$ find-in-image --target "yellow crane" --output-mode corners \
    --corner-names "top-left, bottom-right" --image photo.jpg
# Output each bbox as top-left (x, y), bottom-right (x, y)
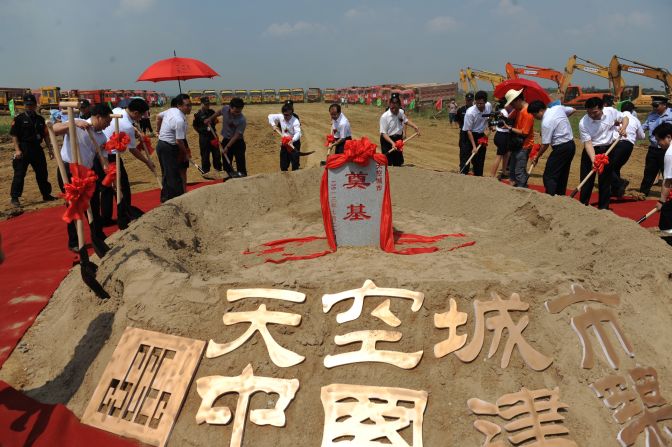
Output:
top-left (609, 55), bottom-right (672, 107)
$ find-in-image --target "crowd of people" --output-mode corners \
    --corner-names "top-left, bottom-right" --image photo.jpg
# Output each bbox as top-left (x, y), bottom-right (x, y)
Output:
top-left (6, 89), bottom-right (672, 251)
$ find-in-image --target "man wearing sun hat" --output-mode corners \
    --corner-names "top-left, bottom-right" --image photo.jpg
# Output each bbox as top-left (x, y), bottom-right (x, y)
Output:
top-left (640, 96), bottom-right (672, 197)
top-left (500, 88), bottom-right (535, 187)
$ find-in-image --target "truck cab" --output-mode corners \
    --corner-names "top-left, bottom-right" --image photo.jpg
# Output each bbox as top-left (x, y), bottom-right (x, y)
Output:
top-left (278, 89), bottom-right (291, 102)
top-left (188, 90), bottom-right (204, 105)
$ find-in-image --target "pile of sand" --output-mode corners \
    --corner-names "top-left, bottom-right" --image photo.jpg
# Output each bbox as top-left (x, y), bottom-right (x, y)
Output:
top-left (2, 166), bottom-right (672, 446)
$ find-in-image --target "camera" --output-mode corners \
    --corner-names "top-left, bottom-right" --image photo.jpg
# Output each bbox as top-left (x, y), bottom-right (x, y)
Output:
top-left (482, 111), bottom-right (513, 128)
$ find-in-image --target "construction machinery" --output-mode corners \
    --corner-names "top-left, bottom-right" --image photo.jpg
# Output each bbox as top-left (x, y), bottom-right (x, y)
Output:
top-left (278, 88), bottom-right (291, 102)
top-left (465, 68), bottom-right (506, 92)
top-left (203, 89), bottom-right (218, 104)
top-left (323, 88), bottom-right (337, 103)
top-left (0, 87), bottom-right (30, 112)
top-left (290, 88), bottom-right (305, 103)
top-left (220, 89), bottom-right (234, 105)
top-left (459, 70), bottom-right (470, 93)
top-left (560, 55), bottom-right (613, 107)
top-left (249, 89), bottom-right (263, 104)
top-left (38, 86), bottom-right (62, 111)
top-left (609, 55), bottom-right (672, 108)
top-left (307, 87), bottom-right (322, 103)
top-left (505, 63), bottom-right (564, 94)
top-left (188, 90), bottom-right (203, 105)
top-left (262, 89), bottom-right (277, 104)
top-left (234, 90), bottom-right (249, 102)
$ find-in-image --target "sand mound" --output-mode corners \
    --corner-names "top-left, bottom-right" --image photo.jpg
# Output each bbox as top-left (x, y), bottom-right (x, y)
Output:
top-left (2, 167), bottom-right (672, 446)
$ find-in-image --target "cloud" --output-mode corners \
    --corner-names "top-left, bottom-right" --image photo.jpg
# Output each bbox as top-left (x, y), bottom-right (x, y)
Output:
top-left (497, 0), bottom-right (524, 15)
top-left (344, 7), bottom-right (373, 20)
top-left (262, 21), bottom-right (328, 37)
top-left (426, 16), bottom-right (458, 33)
top-left (117, 0), bottom-right (156, 14)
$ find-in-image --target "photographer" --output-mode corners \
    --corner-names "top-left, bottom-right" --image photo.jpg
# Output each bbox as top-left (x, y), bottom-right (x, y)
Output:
top-left (460, 90), bottom-right (491, 176)
top-left (501, 89), bottom-right (534, 187)
top-left (528, 101), bottom-right (576, 196)
top-left (489, 98), bottom-right (513, 179)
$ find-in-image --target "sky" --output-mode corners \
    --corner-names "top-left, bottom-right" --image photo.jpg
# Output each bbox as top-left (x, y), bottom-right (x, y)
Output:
top-left (1, 0), bottom-right (670, 95)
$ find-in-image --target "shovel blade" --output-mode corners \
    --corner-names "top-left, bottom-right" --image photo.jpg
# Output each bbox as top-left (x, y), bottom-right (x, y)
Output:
top-left (78, 247), bottom-right (109, 299)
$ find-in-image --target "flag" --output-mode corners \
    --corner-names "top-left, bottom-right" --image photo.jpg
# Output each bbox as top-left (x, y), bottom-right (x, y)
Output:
top-left (9, 99), bottom-right (15, 117)
top-left (108, 101), bottom-right (112, 109)
top-left (435, 98), bottom-right (443, 111)
top-left (359, 97), bottom-right (364, 104)
top-left (409, 99), bottom-right (416, 110)
top-left (376, 98), bottom-right (382, 107)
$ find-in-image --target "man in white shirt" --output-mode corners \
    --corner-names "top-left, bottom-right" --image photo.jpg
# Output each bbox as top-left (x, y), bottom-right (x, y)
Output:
top-left (52, 104), bottom-right (112, 250)
top-left (528, 101), bottom-right (576, 196)
top-left (100, 98), bottom-right (154, 225)
top-left (268, 103), bottom-right (302, 171)
top-left (611, 101), bottom-right (645, 197)
top-left (379, 93), bottom-right (420, 166)
top-left (578, 96), bottom-right (628, 209)
top-left (460, 90), bottom-right (492, 176)
top-left (654, 123), bottom-right (672, 234)
top-left (156, 94), bottom-right (191, 202)
top-left (328, 103), bottom-right (352, 154)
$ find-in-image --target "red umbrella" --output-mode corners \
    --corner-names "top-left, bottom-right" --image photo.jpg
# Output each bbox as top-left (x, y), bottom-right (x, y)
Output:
top-left (137, 53), bottom-right (219, 93)
top-left (494, 78), bottom-right (552, 105)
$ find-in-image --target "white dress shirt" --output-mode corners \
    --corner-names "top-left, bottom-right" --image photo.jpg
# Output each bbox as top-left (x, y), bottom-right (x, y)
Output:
top-left (621, 111), bottom-right (645, 145)
top-left (268, 113), bottom-right (301, 142)
top-left (579, 107), bottom-right (623, 146)
top-left (379, 109), bottom-right (408, 136)
top-left (61, 119), bottom-right (107, 168)
top-left (332, 113), bottom-right (352, 139)
top-left (462, 102), bottom-right (492, 133)
top-left (103, 108), bottom-right (137, 154)
top-left (665, 145), bottom-right (672, 181)
top-left (541, 106), bottom-right (575, 146)
top-left (158, 108), bottom-right (187, 145)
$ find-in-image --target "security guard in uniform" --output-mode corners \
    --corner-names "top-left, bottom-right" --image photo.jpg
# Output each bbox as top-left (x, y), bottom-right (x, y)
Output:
top-left (192, 97), bottom-right (221, 173)
top-left (9, 94), bottom-right (56, 208)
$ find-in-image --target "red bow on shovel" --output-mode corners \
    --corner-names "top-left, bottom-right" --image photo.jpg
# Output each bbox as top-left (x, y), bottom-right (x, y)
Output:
top-left (62, 163), bottom-right (97, 224)
top-left (104, 131), bottom-right (130, 153)
top-left (593, 153), bottom-right (610, 174)
top-left (102, 163), bottom-right (117, 187)
top-left (324, 134), bottom-right (336, 147)
top-left (281, 136), bottom-right (294, 152)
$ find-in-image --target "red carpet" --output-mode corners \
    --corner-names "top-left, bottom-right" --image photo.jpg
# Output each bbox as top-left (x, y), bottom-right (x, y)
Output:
top-left (0, 177), bottom-right (660, 447)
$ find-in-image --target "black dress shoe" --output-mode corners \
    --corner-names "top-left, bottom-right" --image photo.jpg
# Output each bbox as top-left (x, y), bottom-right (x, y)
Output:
top-left (42, 195), bottom-right (57, 202)
top-left (10, 198), bottom-right (21, 208)
top-left (102, 218), bottom-right (117, 227)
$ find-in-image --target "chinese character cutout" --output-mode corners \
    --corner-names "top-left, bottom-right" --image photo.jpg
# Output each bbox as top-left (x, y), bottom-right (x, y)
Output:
top-left (343, 203), bottom-right (371, 221)
top-left (343, 172), bottom-right (371, 189)
top-left (196, 364), bottom-right (300, 447)
top-left (320, 383), bottom-right (428, 447)
top-left (433, 298), bottom-right (468, 358)
top-left (590, 366), bottom-right (672, 447)
top-left (468, 387), bottom-right (578, 447)
top-left (545, 284), bottom-right (634, 370)
top-left (455, 292), bottom-right (553, 371)
top-left (207, 289), bottom-right (306, 368)
top-left (322, 280), bottom-right (424, 369)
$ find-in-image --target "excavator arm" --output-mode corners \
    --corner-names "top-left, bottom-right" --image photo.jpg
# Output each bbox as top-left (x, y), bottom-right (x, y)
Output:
top-left (467, 67), bottom-right (506, 91)
top-left (561, 55), bottom-right (611, 96)
top-left (610, 55), bottom-right (672, 98)
top-left (505, 62), bottom-right (564, 92)
top-left (459, 69), bottom-right (470, 93)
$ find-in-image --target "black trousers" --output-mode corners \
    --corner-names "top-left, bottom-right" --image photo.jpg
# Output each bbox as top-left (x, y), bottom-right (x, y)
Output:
top-left (580, 144), bottom-right (612, 209)
top-left (199, 133), bottom-right (222, 172)
top-left (610, 140), bottom-right (634, 196)
top-left (639, 145), bottom-right (665, 196)
top-left (334, 136), bottom-right (352, 155)
top-left (660, 201), bottom-right (672, 231)
top-left (139, 118), bottom-right (152, 134)
top-left (543, 140), bottom-right (575, 196)
top-left (10, 144), bottom-right (52, 199)
top-left (156, 140), bottom-right (184, 203)
top-left (57, 161), bottom-right (105, 248)
top-left (280, 140), bottom-right (301, 171)
top-left (101, 153), bottom-right (131, 219)
top-left (381, 134), bottom-right (404, 167)
top-left (459, 131), bottom-right (486, 176)
top-left (222, 138), bottom-right (247, 176)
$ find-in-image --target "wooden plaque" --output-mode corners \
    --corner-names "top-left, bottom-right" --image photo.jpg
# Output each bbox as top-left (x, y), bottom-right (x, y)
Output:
top-left (81, 327), bottom-right (205, 447)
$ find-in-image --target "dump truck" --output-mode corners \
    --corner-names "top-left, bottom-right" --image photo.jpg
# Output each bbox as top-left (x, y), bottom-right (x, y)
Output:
top-left (220, 89), bottom-right (234, 104)
top-left (401, 83), bottom-right (458, 109)
top-left (188, 90), bottom-right (204, 105)
top-left (233, 90), bottom-right (249, 102)
top-left (249, 89), bottom-right (263, 104)
top-left (278, 88), bottom-right (291, 102)
top-left (0, 87), bottom-right (30, 112)
top-left (290, 88), bottom-right (305, 103)
top-left (306, 87), bottom-right (321, 103)
top-left (203, 90), bottom-right (218, 104)
top-left (38, 86), bottom-right (62, 111)
top-left (263, 89), bottom-right (277, 104)
top-left (323, 88), bottom-right (337, 103)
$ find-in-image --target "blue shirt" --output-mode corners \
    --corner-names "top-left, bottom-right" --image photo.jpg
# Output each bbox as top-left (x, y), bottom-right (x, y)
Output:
top-left (643, 107), bottom-right (672, 146)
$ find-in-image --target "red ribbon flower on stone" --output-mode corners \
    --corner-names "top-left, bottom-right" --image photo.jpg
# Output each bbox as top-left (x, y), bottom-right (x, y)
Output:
top-left (529, 143), bottom-right (541, 160)
top-left (142, 135), bottom-right (154, 155)
top-left (324, 134), bottom-right (336, 147)
top-left (593, 153), bottom-right (610, 174)
top-left (477, 136), bottom-right (489, 146)
top-left (61, 163), bottom-right (98, 223)
top-left (281, 136), bottom-right (293, 152)
top-left (394, 139), bottom-right (405, 151)
top-left (343, 137), bottom-right (378, 165)
top-left (101, 163), bottom-right (117, 187)
top-left (104, 131), bottom-right (130, 153)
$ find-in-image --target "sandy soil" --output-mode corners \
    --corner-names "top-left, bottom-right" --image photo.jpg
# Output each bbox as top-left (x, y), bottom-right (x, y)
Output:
top-left (0, 103), bottom-right (655, 220)
top-left (1, 165), bottom-right (671, 446)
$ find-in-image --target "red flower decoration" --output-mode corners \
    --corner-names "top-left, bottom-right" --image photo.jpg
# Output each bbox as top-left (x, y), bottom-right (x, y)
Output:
top-left (101, 163), bottom-right (116, 187)
top-left (477, 136), bottom-right (489, 146)
top-left (343, 137), bottom-right (378, 165)
top-left (210, 138), bottom-right (220, 148)
top-left (142, 135), bottom-right (154, 155)
top-left (324, 134), bottom-right (336, 147)
top-left (281, 136), bottom-right (293, 152)
top-left (593, 153), bottom-right (610, 174)
top-left (105, 131), bottom-right (130, 153)
top-left (61, 163), bottom-right (97, 223)
top-left (530, 143), bottom-right (541, 160)
top-left (394, 139), bottom-right (404, 151)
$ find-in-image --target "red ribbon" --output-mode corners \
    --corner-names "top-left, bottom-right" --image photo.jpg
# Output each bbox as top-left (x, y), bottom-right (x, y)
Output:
top-left (142, 135), bottom-right (154, 155)
top-left (281, 136), bottom-right (293, 152)
top-left (477, 136), bottom-right (488, 146)
top-left (105, 131), bottom-right (130, 153)
top-left (593, 153), bottom-right (610, 174)
top-left (341, 137), bottom-right (378, 165)
top-left (101, 163), bottom-right (116, 187)
top-left (394, 139), bottom-right (405, 151)
top-left (210, 138), bottom-right (220, 148)
top-left (324, 134), bottom-right (336, 147)
top-left (61, 163), bottom-right (97, 223)
top-left (529, 143), bottom-right (541, 160)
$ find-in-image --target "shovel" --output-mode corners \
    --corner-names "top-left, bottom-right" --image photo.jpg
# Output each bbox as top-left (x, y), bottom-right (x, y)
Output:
top-left (636, 207), bottom-right (659, 224)
top-left (569, 138), bottom-right (620, 199)
top-left (271, 127), bottom-right (315, 156)
top-left (387, 132), bottom-right (419, 154)
top-left (132, 126), bottom-right (162, 188)
top-left (208, 126), bottom-right (240, 178)
top-left (110, 114), bottom-right (130, 230)
top-left (460, 143), bottom-right (484, 174)
top-left (60, 104), bottom-right (110, 299)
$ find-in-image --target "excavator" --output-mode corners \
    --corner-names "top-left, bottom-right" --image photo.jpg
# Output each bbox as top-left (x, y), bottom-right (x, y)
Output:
top-left (560, 55), bottom-right (613, 107)
top-left (609, 55), bottom-right (672, 108)
top-left (465, 67), bottom-right (507, 92)
top-left (505, 63), bottom-right (564, 95)
top-left (459, 69), bottom-right (470, 93)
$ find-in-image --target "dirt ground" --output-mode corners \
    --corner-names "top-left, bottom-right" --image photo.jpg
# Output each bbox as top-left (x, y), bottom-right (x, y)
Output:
top-left (0, 103), bottom-right (656, 219)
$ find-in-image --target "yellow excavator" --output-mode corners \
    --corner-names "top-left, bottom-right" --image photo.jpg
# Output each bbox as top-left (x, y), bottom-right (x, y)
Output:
top-left (459, 69), bottom-right (470, 93)
top-left (609, 55), bottom-right (672, 108)
top-left (560, 55), bottom-right (613, 107)
top-left (465, 67), bottom-right (506, 92)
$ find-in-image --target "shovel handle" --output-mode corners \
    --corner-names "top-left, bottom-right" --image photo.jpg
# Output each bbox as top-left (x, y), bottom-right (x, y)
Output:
top-left (570, 138), bottom-right (621, 199)
top-left (388, 132), bottom-right (419, 153)
top-left (460, 144), bottom-right (482, 173)
top-left (637, 207), bottom-right (659, 224)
